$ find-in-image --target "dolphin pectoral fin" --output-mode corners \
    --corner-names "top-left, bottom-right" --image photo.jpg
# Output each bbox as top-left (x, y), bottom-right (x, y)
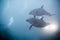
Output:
top-left (41, 17), bottom-right (44, 20)
top-left (29, 25), bottom-right (32, 30)
top-left (34, 16), bottom-right (36, 18)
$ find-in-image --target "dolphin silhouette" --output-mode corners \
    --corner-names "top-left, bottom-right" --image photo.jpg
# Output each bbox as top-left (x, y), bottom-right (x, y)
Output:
top-left (26, 17), bottom-right (50, 30)
top-left (29, 5), bottom-right (55, 18)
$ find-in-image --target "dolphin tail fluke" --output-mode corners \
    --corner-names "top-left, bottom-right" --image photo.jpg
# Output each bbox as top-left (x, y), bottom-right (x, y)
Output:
top-left (47, 13), bottom-right (56, 16)
top-left (51, 14), bottom-right (56, 16)
top-left (29, 25), bottom-right (32, 30)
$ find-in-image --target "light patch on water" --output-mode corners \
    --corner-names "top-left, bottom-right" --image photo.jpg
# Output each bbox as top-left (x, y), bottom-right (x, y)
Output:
top-left (8, 17), bottom-right (14, 26)
top-left (42, 23), bottom-right (58, 35)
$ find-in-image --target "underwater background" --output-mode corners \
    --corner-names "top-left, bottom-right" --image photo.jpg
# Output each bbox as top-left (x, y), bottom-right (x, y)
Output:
top-left (0, 0), bottom-right (60, 40)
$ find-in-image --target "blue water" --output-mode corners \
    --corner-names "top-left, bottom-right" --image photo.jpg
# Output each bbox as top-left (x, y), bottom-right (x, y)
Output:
top-left (0, 0), bottom-right (59, 40)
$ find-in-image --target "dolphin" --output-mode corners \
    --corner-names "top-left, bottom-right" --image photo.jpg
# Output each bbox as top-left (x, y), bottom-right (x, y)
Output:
top-left (26, 17), bottom-right (50, 30)
top-left (29, 5), bottom-right (55, 18)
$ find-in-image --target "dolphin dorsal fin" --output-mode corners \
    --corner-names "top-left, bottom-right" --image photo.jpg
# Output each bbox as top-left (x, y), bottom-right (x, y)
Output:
top-left (41, 5), bottom-right (44, 8)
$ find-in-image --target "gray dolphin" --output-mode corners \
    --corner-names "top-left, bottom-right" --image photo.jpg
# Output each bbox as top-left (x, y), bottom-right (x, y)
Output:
top-left (29, 5), bottom-right (55, 18)
top-left (26, 17), bottom-right (50, 30)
